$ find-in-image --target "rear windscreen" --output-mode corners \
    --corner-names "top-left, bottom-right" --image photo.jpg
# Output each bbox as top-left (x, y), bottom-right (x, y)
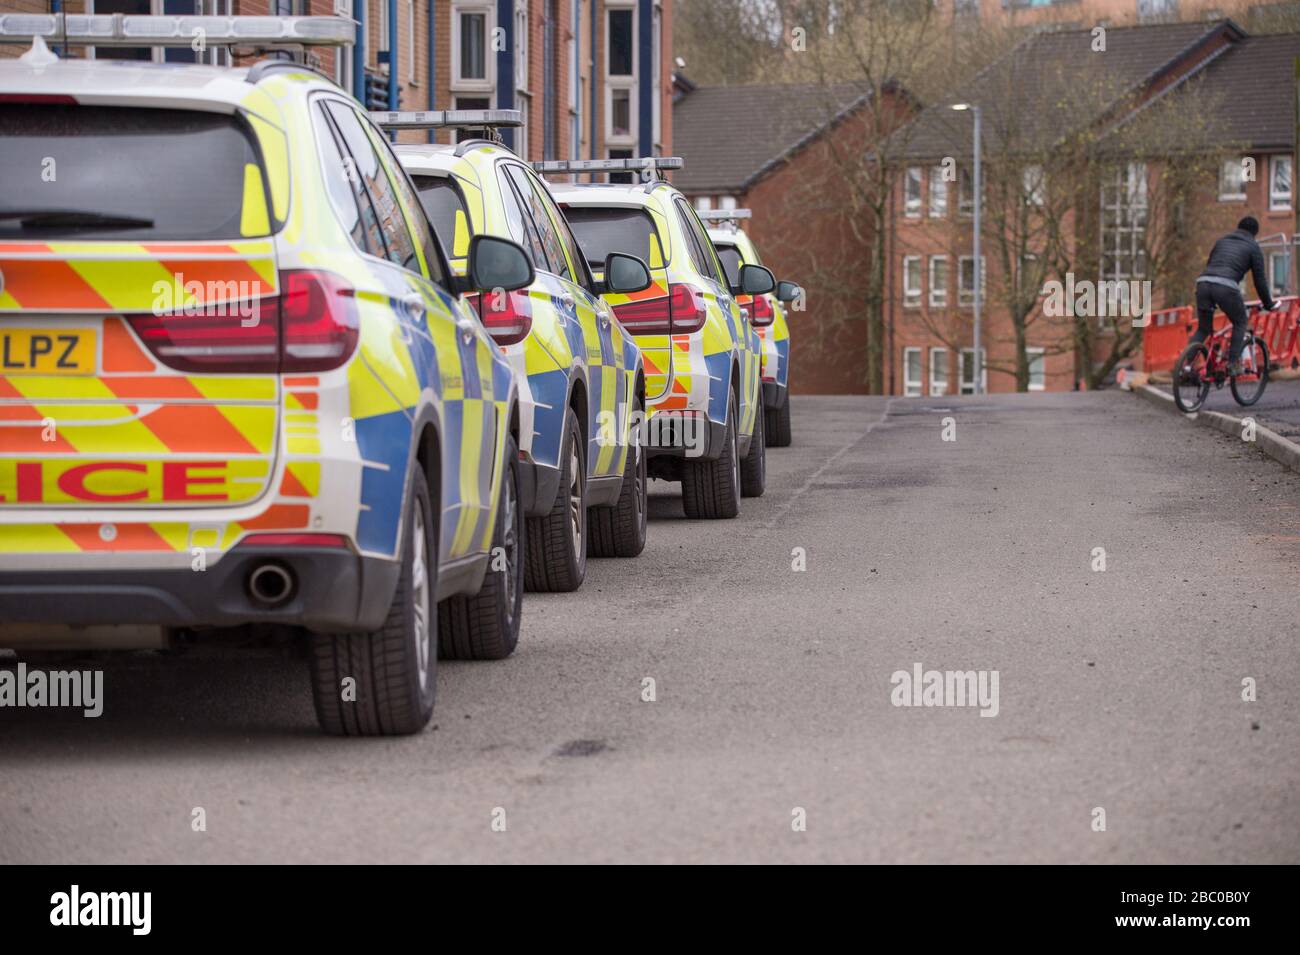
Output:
top-left (0, 104), bottom-right (269, 240)
top-left (563, 206), bottom-right (656, 269)
top-left (716, 245), bottom-right (743, 288)
top-left (412, 175), bottom-right (470, 255)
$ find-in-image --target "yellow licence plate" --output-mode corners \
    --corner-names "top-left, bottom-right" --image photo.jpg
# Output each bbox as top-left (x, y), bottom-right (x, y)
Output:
top-left (0, 328), bottom-right (97, 375)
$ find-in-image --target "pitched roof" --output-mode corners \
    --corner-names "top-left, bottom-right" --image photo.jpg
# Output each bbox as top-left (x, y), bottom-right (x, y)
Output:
top-left (672, 82), bottom-right (869, 193)
top-left (1193, 32), bottom-right (1300, 150)
top-left (894, 19), bottom-right (1245, 160)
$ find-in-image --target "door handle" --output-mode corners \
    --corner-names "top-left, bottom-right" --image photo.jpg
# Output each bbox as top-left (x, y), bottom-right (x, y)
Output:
top-left (560, 292), bottom-right (576, 311)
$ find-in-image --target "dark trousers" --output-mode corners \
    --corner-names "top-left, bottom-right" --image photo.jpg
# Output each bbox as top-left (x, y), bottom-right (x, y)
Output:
top-left (1193, 282), bottom-right (1248, 362)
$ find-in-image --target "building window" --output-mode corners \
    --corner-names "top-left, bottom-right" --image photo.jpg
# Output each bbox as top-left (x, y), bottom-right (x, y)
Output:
top-left (407, 1), bottom-right (418, 86)
top-left (903, 256), bottom-right (922, 308)
top-left (904, 167), bottom-right (922, 217)
top-left (608, 147), bottom-right (634, 184)
top-left (1269, 251), bottom-right (1291, 295)
top-left (569, 0), bottom-right (582, 160)
top-left (333, 0), bottom-right (353, 89)
top-left (929, 348), bottom-right (949, 396)
top-left (1270, 155), bottom-right (1292, 211)
top-left (929, 166), bottom-right (948, 217)
top-left (960, 348), bottom-right (987, 395)
top-left (1101, 162), bottom-right (1147, 283)
top-left (1027, 347), bottom-right (1046, 391)
top-left (454, 4), bottom-right (493, 87)
top-left (1219, 158), bottom-right (1247, 201)
top-left (719, 196), bottom-right (737, 210)
top-left (695, 196), bottom-right (714, 211)
top-left (1137, 0), bottom-right (1180, 21)
top-left (958, 256), bottom-right (985, 307)
top-left (516, 97), bottom-right (530, 159)
top-left (454, 96), bottom-right (492, 141)
top-left (929, 256), bottom-right (948, 307)
top-left (378, 0), bottom-right (390, 53)
top-left (515, 1), bottom-right (529, 91)
top-left (1023, 165), bottom-right (1045, 206)
top-left (606, 3), bottom-right (636, 146)
top-left (958, 166), bottom-right (975, 217)
top-left (652, 3), bottom-right (663, 148)
top-left (903, 347), bottom-right (923, 397)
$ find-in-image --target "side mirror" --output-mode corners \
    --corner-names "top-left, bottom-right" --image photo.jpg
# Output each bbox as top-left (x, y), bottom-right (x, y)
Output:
top-left (602, 252), bottom-right (652, 294)
top-left (466, 234), bottom-right (535, 293)
top-left (736, 263), bottom-right (775, 296)
top-left (776, 280), bottom-right (801, 303)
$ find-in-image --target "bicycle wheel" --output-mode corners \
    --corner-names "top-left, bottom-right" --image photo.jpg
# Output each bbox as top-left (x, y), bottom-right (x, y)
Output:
top-left (1230, 336), bottom-right (1270, 406)
top-left (1173, 341), bottom-right (1211, 413)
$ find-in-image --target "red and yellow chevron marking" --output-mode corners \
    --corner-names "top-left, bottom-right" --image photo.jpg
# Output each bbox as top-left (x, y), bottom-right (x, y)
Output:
top-left (0, 240), bottom-right (277, 313)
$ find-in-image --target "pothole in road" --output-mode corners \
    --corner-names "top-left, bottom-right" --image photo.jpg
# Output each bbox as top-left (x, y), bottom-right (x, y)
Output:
top-left (554, 738), bottom-right (609, 757)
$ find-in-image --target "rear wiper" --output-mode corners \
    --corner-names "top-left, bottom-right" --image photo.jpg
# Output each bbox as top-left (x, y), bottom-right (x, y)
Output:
top-left (0, 209), bottom-right (155, 229)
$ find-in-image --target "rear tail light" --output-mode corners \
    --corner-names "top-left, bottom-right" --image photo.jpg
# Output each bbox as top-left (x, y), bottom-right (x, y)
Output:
top-left (127, 269), bottom-right (358, 374)
top-left (466, 290), bottom-right (533, 346)
top-left (613, 283), bottom-right (706, 336)
top-left (750, 294), bottom-right (775, 327)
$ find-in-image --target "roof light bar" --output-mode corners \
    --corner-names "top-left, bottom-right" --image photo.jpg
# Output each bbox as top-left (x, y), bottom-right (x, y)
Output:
top-left (371, 109), bottom-right (523, 129)
top-left (699, 209), bottom-right (753, 222)
top-left (0, 14), bottom-right (355, 47)
top-left (531, 157), bottom-right (684, 175)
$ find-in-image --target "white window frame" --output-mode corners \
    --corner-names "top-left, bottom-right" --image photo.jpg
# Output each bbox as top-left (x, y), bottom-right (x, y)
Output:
top-left (378, 0), bottom-right (390, 53)
top-left (904, 167), bottom-right (922, 218)
top-left (407, 0), bottom-right (418, 86)
top-left (1270, 154), bottom-right (1292, 211)
top-left (569, 0), bottom-right (582, 160)
top-left (903, 347), bottom-right (923, 397)
top-left (929, 166), bottom-right (948, 218)
top-left (958, 255), bottom-right (985, 307)
top-left (695, 196), bottom-right (714, 211)
top-left (929, 347), bottom-right (949, 396)
top-left (1269, 251), bottom-right (1290, 295)
top-left (1026, 347), bottom-right (1046, 391)
top-left (605, 1), bottom-right (637, 146)
top-left (514, 0), bottom-right (529, 94)
top-left (1219, 158), bottom-right (1247, 201)
top-left (452, 2), bottom-right (495, 92)
top-left (1023, 164), bottom-right (1045, 206)
top-left (928, 255), bottom-right (948, 307)
top-left (958, 166), bottom-right (974, 217)
top-left (960, 348), bottom-right (987, 395)
top-left (903, 256), bottom-right (922, 308)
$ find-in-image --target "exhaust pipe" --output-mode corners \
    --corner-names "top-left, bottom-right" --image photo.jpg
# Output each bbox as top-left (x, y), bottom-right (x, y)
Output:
top-left (247, 562), bottom-right (295, 607)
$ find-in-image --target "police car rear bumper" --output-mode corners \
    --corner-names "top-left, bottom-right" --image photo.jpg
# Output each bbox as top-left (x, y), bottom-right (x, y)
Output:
top-left (645, 413), bottom-right (728, 461)
top-left (0, 547), bottom-right (400, 637)
top-left (518, 457), bottom-right (561, 517)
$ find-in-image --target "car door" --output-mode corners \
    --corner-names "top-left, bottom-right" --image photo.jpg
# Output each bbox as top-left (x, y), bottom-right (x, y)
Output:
top-left (323, 100), bottom-right (495, 563)
top-left (516, 166), bottom-right (630, 479)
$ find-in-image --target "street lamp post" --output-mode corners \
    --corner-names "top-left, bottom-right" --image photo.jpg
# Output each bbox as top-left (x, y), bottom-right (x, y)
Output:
top-left (952, 103), bottom-right (982, 395)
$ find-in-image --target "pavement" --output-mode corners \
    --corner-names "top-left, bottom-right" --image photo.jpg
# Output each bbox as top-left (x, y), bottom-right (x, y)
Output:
top-left (2, 392), bottom-right (1298, 864)
top-left (1191, 376), bottom-right (1300, 441)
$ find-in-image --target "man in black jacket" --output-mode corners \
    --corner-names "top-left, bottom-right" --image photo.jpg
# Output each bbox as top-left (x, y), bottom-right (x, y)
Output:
top-left (1192, 216), bottom-right (1278, 375)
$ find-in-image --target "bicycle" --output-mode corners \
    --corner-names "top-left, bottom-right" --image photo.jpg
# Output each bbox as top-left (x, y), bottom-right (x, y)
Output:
top-left (1172, 319), bottom-right (1271, 414)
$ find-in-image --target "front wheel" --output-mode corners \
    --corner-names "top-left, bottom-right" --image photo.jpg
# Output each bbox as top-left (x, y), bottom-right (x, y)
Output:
top-left (438, 433), bottom-right (524, 660)
top-left (589, 398), bottom-right (648, 558)
top-left (1173, 342), bottom-right (1211, 414)
top-left (309, 470), bottom-right (437, 736)
top-left (1230, 337), bottom-right (1270, 407)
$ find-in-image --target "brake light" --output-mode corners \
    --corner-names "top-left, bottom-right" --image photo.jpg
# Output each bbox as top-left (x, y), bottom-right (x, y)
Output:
top-left (127, 270), bottom-right (358, 374)
top-left (750, 294), bottom-right (775, 327)
top-left (466, 289), bottom-right (533, 346)
top-left (612, 283), bottom-right (706, 335)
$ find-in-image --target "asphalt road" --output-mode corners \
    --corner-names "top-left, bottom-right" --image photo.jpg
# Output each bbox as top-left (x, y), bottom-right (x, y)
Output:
top-left (2, 392), bottom-right (1298, 864)
top-left (1196, 376), bottom-right (1300, 441)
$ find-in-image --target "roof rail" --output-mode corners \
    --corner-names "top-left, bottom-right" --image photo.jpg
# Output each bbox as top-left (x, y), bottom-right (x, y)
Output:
top-left (0, 13), bottom-right (355, 48)
top-left (244, 57), bottom-right (335, 85)
top-left (532, 157), bottom-right (683, 181)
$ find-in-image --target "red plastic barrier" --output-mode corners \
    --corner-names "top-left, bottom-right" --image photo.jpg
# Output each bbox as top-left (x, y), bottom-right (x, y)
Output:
top-left (1142, 296), bottom-right (1300, 373)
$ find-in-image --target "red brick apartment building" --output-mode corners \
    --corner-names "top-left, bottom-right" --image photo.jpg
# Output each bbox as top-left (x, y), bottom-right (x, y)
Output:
top-left (1, 1), bottom-right (674, 163)
top-left (676, 18), bottom-right (1297, 395)
top-left (889, 19), bottom-right (1298, 395)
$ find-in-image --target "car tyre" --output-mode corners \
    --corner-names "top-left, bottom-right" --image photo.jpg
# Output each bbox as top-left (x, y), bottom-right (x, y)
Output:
top-left (682, 389), bottom-right (741, 520)
top-left (740, 389), bottom-right (766, 498)
top-left (524, 406), bottom-right (587, 592)
top-left (438, 434), bottom-right (524, 660)
top-left (765, 396), bottom-right (792, 448)
top-left (309, 469), bottom-right (437, 736)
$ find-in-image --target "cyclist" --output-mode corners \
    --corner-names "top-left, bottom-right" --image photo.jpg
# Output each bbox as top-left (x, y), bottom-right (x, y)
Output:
top-left (1192, 216), bottom-right (1278, 376)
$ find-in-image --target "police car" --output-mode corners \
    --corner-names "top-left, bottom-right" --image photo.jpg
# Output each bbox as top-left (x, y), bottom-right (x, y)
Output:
top-left (0, 15), bottom-right (536, 736)
top-left (378, 114), bottom-right (652, 590)
top-left (702, 210), bottom-right (800, 447)
top-left (543, 161), bottom-right (775, 519)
